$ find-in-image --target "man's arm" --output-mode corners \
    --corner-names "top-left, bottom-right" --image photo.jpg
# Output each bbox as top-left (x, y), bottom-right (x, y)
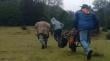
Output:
top-left (61, 23), bottom-right (64, 28)
top-left (93, 14), bottom-right (99, 29)
top-left (74, 12), bottom-right (79, 30)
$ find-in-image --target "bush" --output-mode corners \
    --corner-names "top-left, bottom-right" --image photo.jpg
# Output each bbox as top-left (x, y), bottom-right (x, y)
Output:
top-left (106, 32), bottom-right (110, 40)
top-left (21, 26), bottom-right (27, 30)
top-left (102, 28), bottom-right (108, 32)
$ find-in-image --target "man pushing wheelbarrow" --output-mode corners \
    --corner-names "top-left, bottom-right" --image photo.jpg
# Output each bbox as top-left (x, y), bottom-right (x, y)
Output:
top-left (72, 4), bottom-right (99, 60)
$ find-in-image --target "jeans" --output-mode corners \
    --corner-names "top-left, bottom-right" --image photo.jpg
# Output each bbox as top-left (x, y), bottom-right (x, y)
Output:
top-left (79, 30), bottom-right (91, 55)
top-left (37, 33), bottom-right (48, 47)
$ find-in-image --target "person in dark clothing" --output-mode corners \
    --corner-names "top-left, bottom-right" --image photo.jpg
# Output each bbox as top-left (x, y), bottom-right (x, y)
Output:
top-left (51, 17), bottom-right (64, 47)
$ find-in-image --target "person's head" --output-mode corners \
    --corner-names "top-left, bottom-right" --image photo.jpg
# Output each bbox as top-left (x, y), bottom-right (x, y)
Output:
top-left (51, 17), bottom-right (57, 22)
top-left (52, 17), bottom-right (55, 20)
top-left (81, 4), bottom-right (90, 14)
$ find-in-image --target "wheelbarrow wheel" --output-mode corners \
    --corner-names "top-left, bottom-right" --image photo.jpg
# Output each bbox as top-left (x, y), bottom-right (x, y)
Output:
top-left (69, 44), bottom-right (77, 52)
top-left (71, 45), bottom-right (77, 52)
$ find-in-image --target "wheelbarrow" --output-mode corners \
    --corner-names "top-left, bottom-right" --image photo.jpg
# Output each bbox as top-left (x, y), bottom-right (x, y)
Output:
top-left (68, 30), bottom-right (81, 52)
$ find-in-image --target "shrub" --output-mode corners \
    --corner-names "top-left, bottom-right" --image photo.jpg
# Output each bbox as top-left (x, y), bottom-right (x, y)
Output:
top-left (106, 32), bottom-right (110, 40)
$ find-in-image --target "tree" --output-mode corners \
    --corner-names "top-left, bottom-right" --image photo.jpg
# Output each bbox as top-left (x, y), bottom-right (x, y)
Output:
top-left (20, 0), bottom-right (34, 25)
top-left (0, 0), bottom-right (74, 30)
top-left (0, 0), bottom-right (21, 26)
top-left (93, 0), bottom-right (110, 31)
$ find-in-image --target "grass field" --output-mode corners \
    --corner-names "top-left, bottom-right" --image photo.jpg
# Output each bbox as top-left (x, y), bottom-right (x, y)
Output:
top-left (0, 27), bottom-right (110, 61)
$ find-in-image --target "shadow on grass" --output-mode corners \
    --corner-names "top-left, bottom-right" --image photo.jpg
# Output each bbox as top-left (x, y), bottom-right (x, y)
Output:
top-left (63, 50), bottom-right (84, 56)
top-left (0, 51), bottom-right (9, 54)
top-left (93, 52), bottom-right (104, 57)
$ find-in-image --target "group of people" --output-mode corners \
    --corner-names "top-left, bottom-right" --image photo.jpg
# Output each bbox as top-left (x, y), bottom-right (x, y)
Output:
top-left (34, 4), bottom-right (99, 60)
top-left (35, 17), bottom-right (64, 48)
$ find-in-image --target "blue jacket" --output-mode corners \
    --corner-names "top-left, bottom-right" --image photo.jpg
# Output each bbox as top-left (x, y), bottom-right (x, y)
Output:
top-left (74, 10), bottom-right (99, 31)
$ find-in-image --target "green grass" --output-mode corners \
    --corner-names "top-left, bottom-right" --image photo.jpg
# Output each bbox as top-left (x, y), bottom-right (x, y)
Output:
top-left (0, 27), bottom-right (110, 61)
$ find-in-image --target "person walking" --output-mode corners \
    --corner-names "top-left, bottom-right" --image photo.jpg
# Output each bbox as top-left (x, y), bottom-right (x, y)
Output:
top-left (74, 4), bottom-right (99, 60)
top-left (51, 17), bottom-right (64, 47)
top-left (35, 20), bottom-right (50, 49)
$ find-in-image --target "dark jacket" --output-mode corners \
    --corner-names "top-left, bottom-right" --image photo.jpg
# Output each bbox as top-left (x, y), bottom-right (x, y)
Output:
top-left (74, 10), bottom-right (99, 31)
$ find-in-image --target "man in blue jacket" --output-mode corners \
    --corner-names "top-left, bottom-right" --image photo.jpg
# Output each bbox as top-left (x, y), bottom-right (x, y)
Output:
top-left (74, 4), bottom-right (99, 60)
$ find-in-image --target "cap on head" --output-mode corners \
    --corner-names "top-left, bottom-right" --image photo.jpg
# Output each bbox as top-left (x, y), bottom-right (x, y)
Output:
top-left (81, 4), bottom-right (90, 9)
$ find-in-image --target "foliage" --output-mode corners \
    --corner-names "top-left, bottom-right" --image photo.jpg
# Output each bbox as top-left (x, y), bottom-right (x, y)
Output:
top-left (0, 0), bottom-right (74, 30)
top-left (93, 0), bottom-right (110, 30)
